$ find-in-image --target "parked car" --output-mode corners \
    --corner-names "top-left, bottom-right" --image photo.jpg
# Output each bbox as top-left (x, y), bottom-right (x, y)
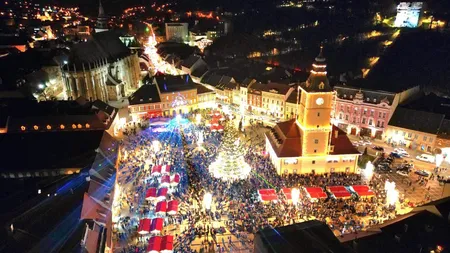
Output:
top-left (396, 170), bottom-right (409, 177)
top-left (390, 152), bottom-right (402, 158)
top-left (415, 170), bottom-right (430, 177)
top-left (416, 154), bottom-right (435, 163)
top-left (372, 146), bottom-right (384, 151)
top-left (394, 148), bottom-right (410, 157)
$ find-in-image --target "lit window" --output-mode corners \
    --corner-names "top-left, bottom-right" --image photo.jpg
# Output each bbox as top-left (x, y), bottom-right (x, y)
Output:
top-left (312, 160), bottom-right (315, 164)
top-left (72, 124), bottom-right (76, 129)
top-left (314, 139), bottom-right (319, 144)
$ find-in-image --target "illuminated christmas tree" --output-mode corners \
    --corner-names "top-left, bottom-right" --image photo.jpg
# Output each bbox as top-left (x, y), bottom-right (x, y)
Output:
top-left (208, 124), bottom-right (251, 181)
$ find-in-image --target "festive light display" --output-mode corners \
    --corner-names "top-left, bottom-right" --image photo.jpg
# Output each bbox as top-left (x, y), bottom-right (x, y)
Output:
top-left (384, 180), bottom-right (399, 207)
top-left (203, 192), bottom-right (212, 210)
top-left (362, 161), bottom-right (374, 182)
top-left (208, 124), bottom-right (252, 181)
top-left (291, 188), bottom-right (300, 206)
top-left (144, 26), bottom-right (183, 75)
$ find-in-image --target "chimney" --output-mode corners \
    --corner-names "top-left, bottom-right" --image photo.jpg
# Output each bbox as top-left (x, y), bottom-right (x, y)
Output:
top-left (334, 130), bottom-right (338, 139)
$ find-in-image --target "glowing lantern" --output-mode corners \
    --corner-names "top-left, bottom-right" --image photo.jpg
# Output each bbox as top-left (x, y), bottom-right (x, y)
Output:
top-left (85, 123), bottom-right (90, 128)
top-left (77, 124), bottom-right (82, 129)
top-left (72, 124), bottom-right (76, 129)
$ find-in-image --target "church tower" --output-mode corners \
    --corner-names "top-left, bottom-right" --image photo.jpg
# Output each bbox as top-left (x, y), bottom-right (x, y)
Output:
top-left (95, 0), bottom-right (109, 33)
top-left (297, 46), bottom-right (334, 156)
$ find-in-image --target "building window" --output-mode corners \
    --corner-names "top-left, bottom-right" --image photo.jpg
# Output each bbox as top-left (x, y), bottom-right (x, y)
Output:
top-left (312, 160), bottom-right (315, 164)
top-left (374, 98), bottom-right (377, 102)
top-left (423, 136), bottom-right (427, 141)
top-left (362, 118), bottom-right (366, 124)
top-left (314, 139), bottom-right (319, 145)
top-left (377, 121), bottom-right (380, 127)
top-left (344, 94), bottom-right (347, 98)
top-left (330, 168), bottom-right (335, 173)
top-left (363, 109), bottom-right (367, 115)
top-left (381, 121), bottom-right (384, 127)
top-left (339, 114), bottom-right (343, 120)
top-left (383, 112), bottom-right (386, 118)
top-left (366, 98), bottom-right (370, 101)
top-left (370, 110), bottom-right (374, 116)
top-left (379, 112), bottom-right (382, 118)
top-left (314, 149), bottom-right (317, 153)
top-left (345, 115), bottom-right (349, 121)
top-left (345, 167), bottom-right (350, 173)
top-left (408, 132), bottom-right (412, 138)
top-left (293, 169), bottom-right (297, 174)
top-left (429, 137), bottom-right (433, 143)
top-left (369, 119), bottom-right (373, 125)
top-left (317, 112), bottom-right (320, 117)
top-left (415, 134), bottom-right (418, 139)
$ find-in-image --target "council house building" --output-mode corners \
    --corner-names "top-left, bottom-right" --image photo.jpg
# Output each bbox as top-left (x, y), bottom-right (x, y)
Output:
top-left (265, 48), bottom-right (360, 174)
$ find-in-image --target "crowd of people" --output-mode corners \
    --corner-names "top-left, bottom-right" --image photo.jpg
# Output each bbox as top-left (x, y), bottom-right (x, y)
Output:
top-left (113, 109), bottom-right (400, 253)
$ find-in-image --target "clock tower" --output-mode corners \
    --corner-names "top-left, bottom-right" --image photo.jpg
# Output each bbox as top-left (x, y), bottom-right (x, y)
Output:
top-left (297, 46), bottom-right (334, 156)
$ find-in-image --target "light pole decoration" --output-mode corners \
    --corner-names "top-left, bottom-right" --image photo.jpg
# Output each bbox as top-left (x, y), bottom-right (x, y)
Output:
top-left (291, 188), bottom-right (300, 206)
top-left (203, 192), bottom-right (212, 210)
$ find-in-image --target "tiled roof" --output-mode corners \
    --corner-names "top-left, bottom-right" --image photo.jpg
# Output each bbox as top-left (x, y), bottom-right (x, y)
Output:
top-left (68, 31), bottom-right (131, 69)
top-left (388, 107), bottom-right (444, 135)
top-left (262, 82), bottom-right (292, 95)
top-left (195, 84), bottom-right (214, 94)
top-left (286, 90), bottom-right (298, 104)
top-left (181, 55), bottom-right (201, 69)
top-left (334, 85), bottom-right (395, 105)
top-left (266, 119), bottom-right (359, 157)
top-left (191, 65), bottom-right (209, 78)
top-left (128, 84), bottom-right (161, 105)
top-left (154, 74), bottom-right (196, 93)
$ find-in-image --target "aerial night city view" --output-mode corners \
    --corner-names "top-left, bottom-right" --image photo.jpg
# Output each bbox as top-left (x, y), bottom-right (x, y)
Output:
top-left (2, 0), bottom-right (450, 252)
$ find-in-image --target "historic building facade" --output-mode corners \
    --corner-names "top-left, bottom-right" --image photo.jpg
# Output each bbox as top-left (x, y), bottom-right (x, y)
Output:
top-left (265, 48), bottom-right (360, 175)
top-left (62, 31), bottom-right (141, 102)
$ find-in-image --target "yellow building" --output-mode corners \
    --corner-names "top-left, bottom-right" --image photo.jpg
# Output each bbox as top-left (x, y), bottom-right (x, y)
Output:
top-left (265, 48), bottom-right (360, 175)
top-left (153, 74), bottom-right (198, 115)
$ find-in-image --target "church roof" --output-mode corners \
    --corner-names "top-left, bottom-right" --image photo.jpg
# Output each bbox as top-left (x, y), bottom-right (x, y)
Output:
top-left (266, 119), bottom-right (359, 157)
top-left (67, 31), bottom-right (131, 69)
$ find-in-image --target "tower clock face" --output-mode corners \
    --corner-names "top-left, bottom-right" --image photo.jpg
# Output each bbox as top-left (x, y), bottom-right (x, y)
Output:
top-left (316, 97), bottom-right (324, 105)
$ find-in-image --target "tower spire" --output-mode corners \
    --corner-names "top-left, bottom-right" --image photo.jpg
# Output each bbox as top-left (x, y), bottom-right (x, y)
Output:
top-left (95, 0), bottom-right (109, 33)
top-left (301, 45), bottom-right (332, 92)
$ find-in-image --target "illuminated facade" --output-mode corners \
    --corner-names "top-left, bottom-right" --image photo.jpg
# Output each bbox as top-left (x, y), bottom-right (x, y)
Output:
top-left (261, 83), bottom-right (294, 119)
top-left (333, 86), bottom-right (394, 139)
top-left (265, 48), bottom-right (360, 174)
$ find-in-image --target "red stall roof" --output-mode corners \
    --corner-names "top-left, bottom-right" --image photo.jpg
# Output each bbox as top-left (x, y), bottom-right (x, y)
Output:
top-left (157, 188), bottom-right (168, 199)
top-left (304, 187), bottom-right (327, 199)
top-left (152, 165), bottom-right (162, 175)
top-left (258, 189), bottom-right (278, 202)
top-left (145, 187), bottom-right (157, 200)
top-left (161, 235), bottom-right (174, 252)
top-left (161, 175), bottom-right (171, 185)
top-left (138, 218), bottom-right (151, 234)
top-left (147, 236), bottom-right (162, 252)
top-left (151, 218), bottom-right (164, 232)
top-left (170, 174), bottom-right (180, 185)
top-left (161, 165), bottom-right (171, 174)
top-left (328, 186), bottom-right (351, 198)
top-left (167, 200), bottom-right (178, 215)
top-left (351, 185), bottom-right (375, 197)
top-left (156, 201), bottom-right (167, 213)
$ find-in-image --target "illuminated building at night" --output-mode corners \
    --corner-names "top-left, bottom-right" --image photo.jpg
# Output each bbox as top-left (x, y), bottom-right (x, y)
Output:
top-left (265, 48), bottom-right (360, 174)
top-left (62, 31), bottom-right (141, 101)
top-left (165, 23), bottom-right (189, 43)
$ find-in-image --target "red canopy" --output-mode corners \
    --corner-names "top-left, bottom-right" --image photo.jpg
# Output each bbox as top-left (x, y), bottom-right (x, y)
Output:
top-left (304, 187), bottom-right (327, 199)
top-left (210, 118), bottom-right (219, 126)
top-left (151, 165), bottom-right (162, 175)
top-left (351, 185), bottom-right (375, 197)
top-left (156, 201), bottom-right (167, 214)
top-left (281, 188), bottom-right (301, 200)
top-left (145, 187), bottom-right (157, 201)
top-left (258, 189), bottom-right (278, 202)
top-left (161, 235), bottom-right (174, 252)
top-left (170, 174), bottom-right (180, 185)
top-left (147, 236), bottom-right (162, 253)
top-left (167, 200), bottom-right (178, 215)
top-left (157, 188), bottom-right (168, 200)
top-left (137, 218), bottom-right (151, 234)
top-left (217, 125), bottom-right (224, 132)
top-left (161, 165), bottom-right (171, 174)
top-left (151, 218), bottom-right (164, 233)
top-left (161, 175), bottom-right (171, 185)
top-left (328, 186), bottom-right (351, 198)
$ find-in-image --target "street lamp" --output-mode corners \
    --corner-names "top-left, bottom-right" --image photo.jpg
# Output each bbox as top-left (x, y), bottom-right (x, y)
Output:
top-left (291, 188), bottom-right (300, 206)
top-left (38, 83), bottom-right (45, 90)
top-left (203, 192), bottom-right (212, 210)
